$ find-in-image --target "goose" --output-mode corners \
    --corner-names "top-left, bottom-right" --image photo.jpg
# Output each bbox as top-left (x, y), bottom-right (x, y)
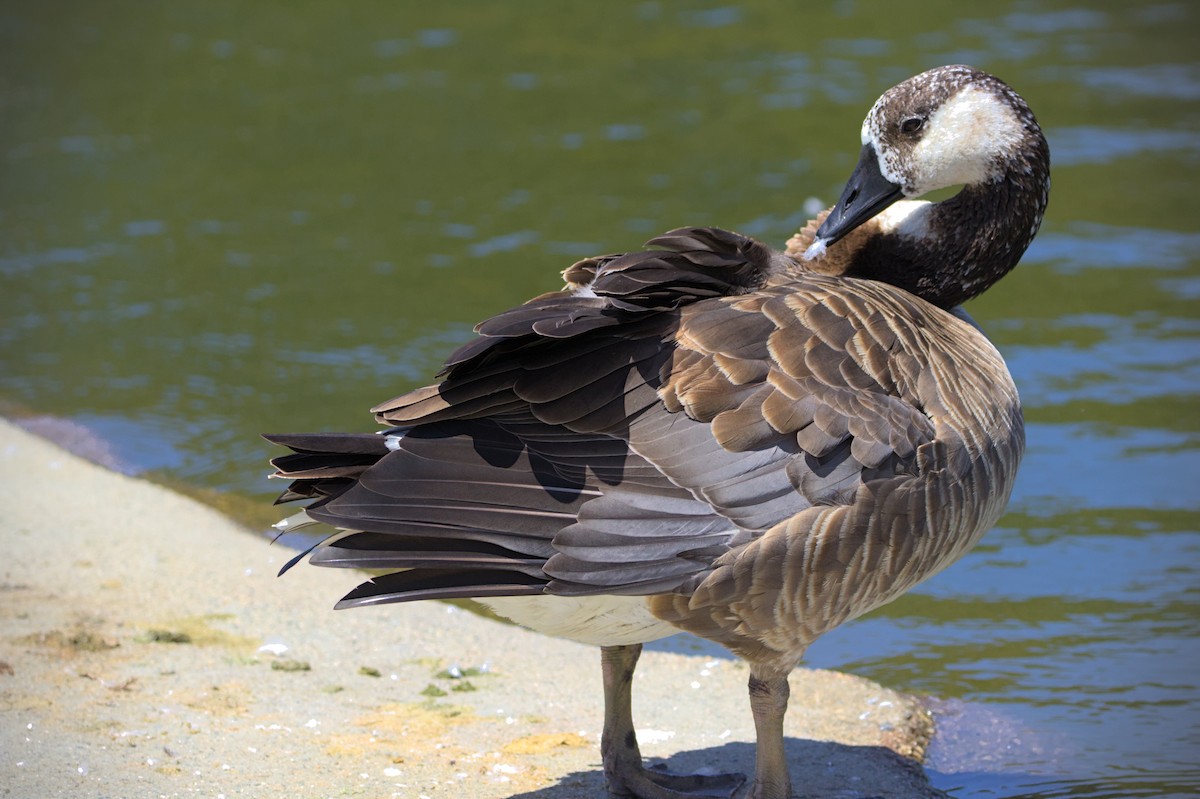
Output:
top-left (266, 65), bottom-right (1049, 799)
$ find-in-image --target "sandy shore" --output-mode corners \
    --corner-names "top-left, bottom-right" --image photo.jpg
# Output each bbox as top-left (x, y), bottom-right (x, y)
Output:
top-left (0, 418), bottom-right (946, 798)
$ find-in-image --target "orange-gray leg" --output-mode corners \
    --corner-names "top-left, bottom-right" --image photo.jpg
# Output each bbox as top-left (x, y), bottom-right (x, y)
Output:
top-left (746, 668), bottom-right (792, 799)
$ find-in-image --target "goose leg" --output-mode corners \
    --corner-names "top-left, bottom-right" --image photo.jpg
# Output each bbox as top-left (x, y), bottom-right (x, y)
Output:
top-left (746, 668), bottom-right (792, 799)
top-left (600, 644), bottom-right (746, 799)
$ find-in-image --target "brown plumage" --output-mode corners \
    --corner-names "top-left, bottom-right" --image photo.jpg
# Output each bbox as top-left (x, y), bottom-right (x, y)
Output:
top-left (266, 65), bottom-right (1048, 799)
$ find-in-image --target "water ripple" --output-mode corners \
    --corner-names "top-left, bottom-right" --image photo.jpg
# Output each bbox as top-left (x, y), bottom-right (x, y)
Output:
top-left (1023, 223), bottom-right (1200, 272)
top-left (1048, 126), bottom-right (1200, 167)
top-left (1050, 63), bottom-right (1200, 101)
top-left (1007, 337), bottom-right (1199, 407)
top-left (1018, 423), bottom-right (1200, 511)
top-left (0, 243), bottom-right (119, 276)
top-left (467, 230), bottom-right (540, 258)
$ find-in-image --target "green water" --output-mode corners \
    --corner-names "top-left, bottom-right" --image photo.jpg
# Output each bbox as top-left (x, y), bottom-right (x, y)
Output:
top-left (3, 2), bottom-right (1197, 796)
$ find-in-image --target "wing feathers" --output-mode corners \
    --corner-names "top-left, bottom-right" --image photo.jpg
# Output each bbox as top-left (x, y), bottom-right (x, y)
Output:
top-left (268, 227), bottom-right (977, 611)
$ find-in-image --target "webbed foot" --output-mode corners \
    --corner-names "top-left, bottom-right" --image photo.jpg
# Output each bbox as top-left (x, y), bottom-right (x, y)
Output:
top-left (608, 762), bottom-right (746, 799)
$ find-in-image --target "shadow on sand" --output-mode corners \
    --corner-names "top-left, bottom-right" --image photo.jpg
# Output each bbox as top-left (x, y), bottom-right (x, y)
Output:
top-left (505, 738), bottom-right (949, 799)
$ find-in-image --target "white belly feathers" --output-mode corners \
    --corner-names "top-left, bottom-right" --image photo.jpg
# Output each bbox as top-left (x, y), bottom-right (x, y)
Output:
top-left (479, 594), bottom-right (679, 646)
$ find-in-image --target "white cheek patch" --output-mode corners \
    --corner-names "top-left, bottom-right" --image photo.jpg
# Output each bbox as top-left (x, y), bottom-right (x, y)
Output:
top-left (911, 86), bottom-right (1024, 192)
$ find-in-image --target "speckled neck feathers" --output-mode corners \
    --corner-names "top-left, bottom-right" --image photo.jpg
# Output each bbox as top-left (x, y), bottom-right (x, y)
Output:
top-left (844, 167), bottom-right (1048, 309)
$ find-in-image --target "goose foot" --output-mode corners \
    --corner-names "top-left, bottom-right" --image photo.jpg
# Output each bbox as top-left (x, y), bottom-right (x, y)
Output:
top-left (607, 762), bottom-right (745, 799)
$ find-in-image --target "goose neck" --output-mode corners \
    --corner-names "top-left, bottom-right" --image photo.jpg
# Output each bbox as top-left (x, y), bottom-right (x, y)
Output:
top-left (851, 145), bottom-right (1049, 310)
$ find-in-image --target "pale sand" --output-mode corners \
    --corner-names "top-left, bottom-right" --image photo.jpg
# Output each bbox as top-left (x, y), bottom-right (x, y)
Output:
top-left (0, 418), bottom-right (946, 798)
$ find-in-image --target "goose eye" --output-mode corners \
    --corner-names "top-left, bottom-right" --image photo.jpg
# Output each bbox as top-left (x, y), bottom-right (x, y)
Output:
top-left (900, 117), bottom-right (924, 134)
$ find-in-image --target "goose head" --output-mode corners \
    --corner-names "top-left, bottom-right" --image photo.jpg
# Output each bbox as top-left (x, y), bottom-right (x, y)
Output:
top-left (798, 65), bottom-right (1050, 310)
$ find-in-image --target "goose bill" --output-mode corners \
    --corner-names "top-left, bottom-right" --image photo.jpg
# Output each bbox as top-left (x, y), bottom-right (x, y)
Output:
top-left (815, 143), bottom-right (904, 245)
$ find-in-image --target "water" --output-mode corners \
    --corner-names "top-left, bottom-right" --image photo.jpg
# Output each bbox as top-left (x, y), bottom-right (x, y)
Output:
top-left (2, 2), bottom-right (1197, 796)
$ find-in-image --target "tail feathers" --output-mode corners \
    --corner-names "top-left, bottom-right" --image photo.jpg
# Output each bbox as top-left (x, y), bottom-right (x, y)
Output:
top-left (334, 568), bottom-right (547, 608)
top-left (272, 481), bottom-right (352, 505)
top-left (271, 452), bottom-right (378, 480)
top-left (307, 531), bottom-right (547, 575)
top-left (264, 432), bottom-right (392, 505)
top-left (264, 432), bottom-right (392, 455)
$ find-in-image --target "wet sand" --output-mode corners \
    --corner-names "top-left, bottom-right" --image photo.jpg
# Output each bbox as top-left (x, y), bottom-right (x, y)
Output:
top-left (0, 417), bottom-right (946, 798)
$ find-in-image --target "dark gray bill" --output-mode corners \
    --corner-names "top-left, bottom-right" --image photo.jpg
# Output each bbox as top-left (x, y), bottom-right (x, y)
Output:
top-left (815, 143), bottom-right (905, 245)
